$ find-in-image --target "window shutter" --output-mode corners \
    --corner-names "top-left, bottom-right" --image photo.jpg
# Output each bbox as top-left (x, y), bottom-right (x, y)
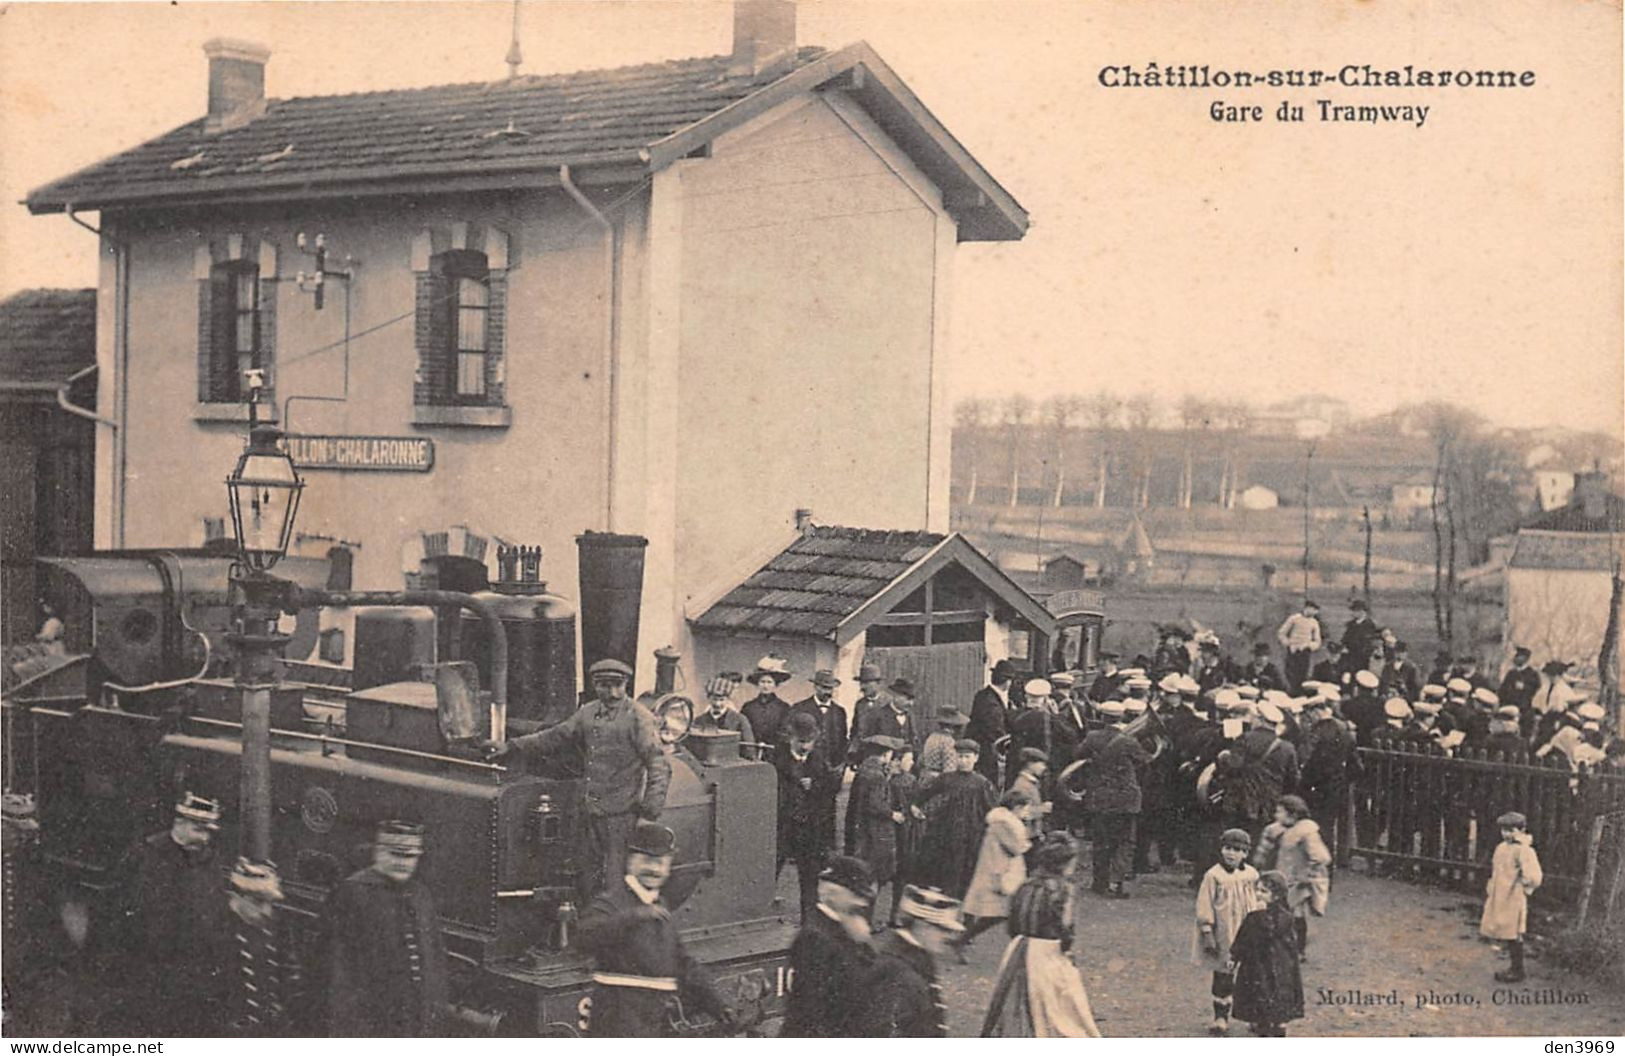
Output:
top-left (425, 269), bottom-right (453, 403)
top-left (208, 266), bottom-right (236, 402)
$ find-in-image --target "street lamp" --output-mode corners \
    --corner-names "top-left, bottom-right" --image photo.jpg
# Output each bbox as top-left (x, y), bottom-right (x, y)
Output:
top-left (226, 424), bottom-right (304, 575)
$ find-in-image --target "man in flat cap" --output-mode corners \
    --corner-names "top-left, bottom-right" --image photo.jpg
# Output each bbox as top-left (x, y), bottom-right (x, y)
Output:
top-left (857, 886), bottom-right (961, 1037)
top-left (326, 821), bottom-right (449, 1037)
top-left (578, 821), bottom-right (735, 1037)
top-left (742, 656), bottom-right (795, 756)
top-left (691, 672), bottom-right (755, 759)
top-left (124, 793), bottom-right (234, 1036)
top-left (968, 659), bottom-right (1018, 785)
top-left (777, 711), bottom-right (841, 921)
top-left (487, 657), bottom-right (670, 891)
top-left (1010, 747), bottom-right (1051, 840)
top-left (780, 856), bottom-right (878, 1038)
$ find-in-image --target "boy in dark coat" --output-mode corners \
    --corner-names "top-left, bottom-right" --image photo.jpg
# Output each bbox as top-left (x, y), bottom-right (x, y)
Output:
top-left (325, 821), bottom-right (449, 1036)
top-left (780, 856), bottom-right (877, 1037)
top-left (1228, 870), bottom-right (1304, 1037)
top-left (850, 736), bottom-right (905, 924)
top-left (578, 821), bottom-right (735, 1037)
top-left (912, 740), bottom-right (998, 898)
top-left (887, 748), bottom-right (922, 924)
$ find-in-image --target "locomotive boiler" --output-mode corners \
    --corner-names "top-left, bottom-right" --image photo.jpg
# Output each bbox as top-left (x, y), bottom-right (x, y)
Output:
top-left (1, 536), bottom-right (795, 1036)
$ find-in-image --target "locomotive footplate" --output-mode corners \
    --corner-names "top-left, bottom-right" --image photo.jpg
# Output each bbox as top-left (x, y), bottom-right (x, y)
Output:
top-left (485, 914), bottom-right (798, 1037)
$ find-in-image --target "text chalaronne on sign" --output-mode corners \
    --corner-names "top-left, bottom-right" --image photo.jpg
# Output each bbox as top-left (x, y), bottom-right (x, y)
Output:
top-left (283, 434), bottom-right (435, 472)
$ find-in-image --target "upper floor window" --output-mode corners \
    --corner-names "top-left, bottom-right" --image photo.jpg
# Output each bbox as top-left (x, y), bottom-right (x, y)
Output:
top-left (416, 246), bottom-right (504, 408)
top-left (196, 240), bottom-right (277, 408)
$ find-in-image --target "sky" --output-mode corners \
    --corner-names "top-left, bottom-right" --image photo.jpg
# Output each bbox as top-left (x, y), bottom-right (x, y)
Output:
top-left (1, 0), bottom-right (1621, 436)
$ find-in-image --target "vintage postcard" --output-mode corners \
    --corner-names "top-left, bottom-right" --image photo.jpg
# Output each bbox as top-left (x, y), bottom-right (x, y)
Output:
top-left (1, 0), bottom-right (1621, 1043)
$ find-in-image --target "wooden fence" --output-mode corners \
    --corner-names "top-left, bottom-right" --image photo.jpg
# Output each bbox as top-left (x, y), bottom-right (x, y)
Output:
top-left (1348, 745), bottom-right (1625, 898)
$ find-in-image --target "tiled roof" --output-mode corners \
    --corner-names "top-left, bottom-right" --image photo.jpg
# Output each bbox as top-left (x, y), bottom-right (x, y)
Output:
top-left (27, 50), bottom-right (826, 211)
top-left (1522, 495), bottom-right (1624, 534)
top-left (1509, 531), bottom-right (1624, 572)
top-left (25, 43), bottom-right (1029, 241)
top-left (0, 289), bottom-right (96, 389)
top-left (693, 526), bottom-right (946, 637)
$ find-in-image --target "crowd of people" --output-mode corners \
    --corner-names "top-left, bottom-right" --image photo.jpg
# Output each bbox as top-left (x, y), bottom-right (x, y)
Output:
top-left (24, 612), bottom-right (1611, 1039)
top-left (697, 597), bottom-right (1621, 1037)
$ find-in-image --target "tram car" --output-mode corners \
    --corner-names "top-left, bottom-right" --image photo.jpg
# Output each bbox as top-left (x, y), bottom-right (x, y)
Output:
top-left (1, 536), bottom-right (795, 1036)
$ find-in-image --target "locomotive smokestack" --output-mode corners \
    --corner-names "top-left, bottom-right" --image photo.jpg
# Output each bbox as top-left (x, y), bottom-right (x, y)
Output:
top-left (576, 533), bottom-right (648, 691)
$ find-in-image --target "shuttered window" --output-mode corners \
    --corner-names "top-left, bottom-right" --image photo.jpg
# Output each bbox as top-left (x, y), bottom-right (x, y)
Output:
top-left (415, 247), bottom-right (504, 407)
top-left (200, 259), bottom-right (270, 403)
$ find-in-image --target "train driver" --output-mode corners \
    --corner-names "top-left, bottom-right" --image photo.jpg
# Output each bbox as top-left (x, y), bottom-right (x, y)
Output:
top-left (485, 658), bottom-right (672, 891)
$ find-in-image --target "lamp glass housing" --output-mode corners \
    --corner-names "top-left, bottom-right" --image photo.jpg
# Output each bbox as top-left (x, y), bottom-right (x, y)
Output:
top-left (226, 426), bottom-right (304, 573)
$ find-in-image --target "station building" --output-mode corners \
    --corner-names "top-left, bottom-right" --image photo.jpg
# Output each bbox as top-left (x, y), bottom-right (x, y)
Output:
top-left (26, 2), bottom-right (1028, 690)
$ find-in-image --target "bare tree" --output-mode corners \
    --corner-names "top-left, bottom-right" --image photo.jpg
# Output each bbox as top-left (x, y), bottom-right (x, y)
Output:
top-left (1039, 395), bottom-right (1083, 508)
top-left (1123, 394), bottom-right (1158, 509)
top-left (1600, 535), bottom-right (1623, 712)
top-left (1082, 392), bottom-right (1121, 508)
top-left (1212, 401), bottom-right (1254, 508)
top-left (1001, 394), bottom-right (1034, 508)
top-left (1177, 396), bottom-right (1209, 509)
top-left (955, 397), bottom-right (993, 506)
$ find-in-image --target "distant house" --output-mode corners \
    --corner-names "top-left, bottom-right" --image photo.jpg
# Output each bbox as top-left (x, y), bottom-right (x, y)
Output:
top-left (1390, 480), bottom-right (1438, 513)
top-left (1534, 470), bottom-right (1576, 512)
top-left (1238, 484), bottom-right (1279, 510)
top-left (1504, 472), bottom-right (1624, 680)
top-left (0, 290), bottom-right (98, 645)
top-left (689, 524), bottom-right (1054, 727)
top-left (1041, 551), bottom-right (1098, 591)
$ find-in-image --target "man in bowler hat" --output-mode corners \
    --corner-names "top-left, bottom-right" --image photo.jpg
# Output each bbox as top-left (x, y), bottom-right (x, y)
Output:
top-left (793, 670), bottom-right (850, 850)
top-left (776, 711), bottom-right (842, 920)
top-left (968, 659), bottom-right (1018, 785)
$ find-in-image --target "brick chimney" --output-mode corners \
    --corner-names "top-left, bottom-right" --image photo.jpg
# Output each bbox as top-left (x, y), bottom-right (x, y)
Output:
top-left (729, 0), bottom-right (797, 78)
top-left (203, 38), bottom-right (270, 133)
top-left (794, 507), bottom-right (815, 534)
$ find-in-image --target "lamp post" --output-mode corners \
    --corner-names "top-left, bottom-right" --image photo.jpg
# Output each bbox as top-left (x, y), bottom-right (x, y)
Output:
top-left (225, 416), bottom-right (303, 865)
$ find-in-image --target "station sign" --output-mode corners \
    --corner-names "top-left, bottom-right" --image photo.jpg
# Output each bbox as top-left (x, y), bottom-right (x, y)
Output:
top-left (284, 434), bottom-right (435, 472)
top-left (1046, 588), bottom-right (1105, 619)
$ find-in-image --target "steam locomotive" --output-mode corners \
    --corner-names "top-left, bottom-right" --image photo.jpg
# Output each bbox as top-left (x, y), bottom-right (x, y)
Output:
top-left (1, 537), bottom-right (795, 1036)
